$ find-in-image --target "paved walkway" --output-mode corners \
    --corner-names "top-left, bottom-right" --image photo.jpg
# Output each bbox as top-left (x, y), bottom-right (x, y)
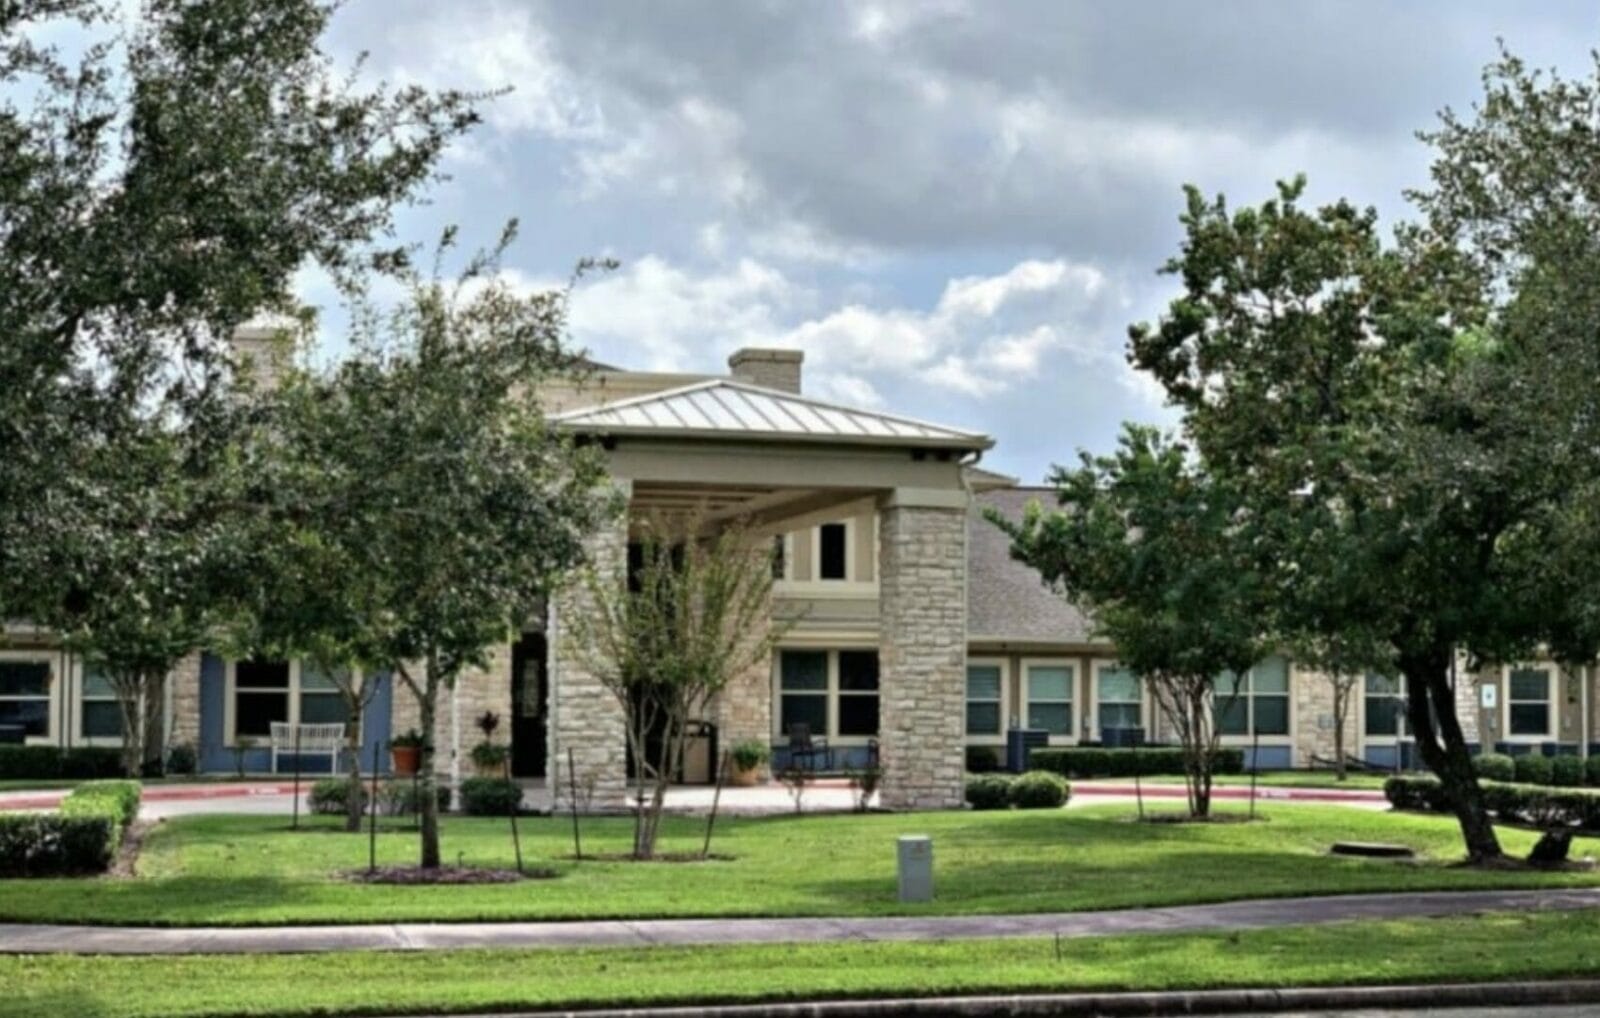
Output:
top-left (4, 888), bottom-right (1597, 955)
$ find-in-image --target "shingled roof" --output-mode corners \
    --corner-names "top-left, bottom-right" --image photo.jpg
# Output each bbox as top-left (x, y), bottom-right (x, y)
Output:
top-left (968, 486), bottom-right (1105, 647)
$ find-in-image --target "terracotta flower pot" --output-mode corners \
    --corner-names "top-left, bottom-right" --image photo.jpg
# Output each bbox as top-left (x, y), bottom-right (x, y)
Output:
top-left (731, 763), bottom-right (762, 787)
top-left (391, 745), bottom-right (421, 776)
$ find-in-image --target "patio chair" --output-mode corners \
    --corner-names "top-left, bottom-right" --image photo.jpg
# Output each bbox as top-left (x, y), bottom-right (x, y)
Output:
top-left (787, 723), bottom-right (831, 772)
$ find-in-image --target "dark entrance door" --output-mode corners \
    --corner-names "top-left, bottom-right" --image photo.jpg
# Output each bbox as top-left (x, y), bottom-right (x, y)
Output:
top-left (510, 632), bottom-right (548, 778)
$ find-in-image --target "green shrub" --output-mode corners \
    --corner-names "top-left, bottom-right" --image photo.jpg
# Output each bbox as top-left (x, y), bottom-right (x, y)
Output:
top-left (0, 814), bottom-right (117, 876)
top-left (1515, 754), bottom-right (1554, 786)
top-left (964, 773), bottom-right (1013, 810)
top-left (1028, 746), bottom-right (1243, 778)
top-left (1472, 753), bottom-right (1515, 782)
top-left (1007, 770), bottom-right (1070, 809)
top-left (61, 780), bottom-right (140, 828)
top-left (964, 746), bottom-right (1001, 773)
top-left (1551, 755), bottom-right (1585, 788)
top-left (0, 746), bottom-right (124, 780)
top-left (459, 777), bottom-right (522, 816)
top-left (308, 778), bottom-right (365, 815)
top-left (165, 743), bottom-right (198, 775)
top-left (379, 781), bottom-right (451, 816)
top-left (1383, 775), bottom-right (1449, 812)
top-left (731, 740), bottom-right (770, 771)
top-left (1586, 755), bottom-right (1600, 788)
top-left (1386, 774), bottom-right (1600, 833)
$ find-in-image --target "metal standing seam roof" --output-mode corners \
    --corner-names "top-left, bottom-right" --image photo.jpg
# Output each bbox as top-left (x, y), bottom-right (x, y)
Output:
top-left (552, 379), bottom-right (994, 450)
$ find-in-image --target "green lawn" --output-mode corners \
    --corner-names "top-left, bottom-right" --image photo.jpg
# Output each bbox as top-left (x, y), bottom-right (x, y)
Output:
top-left (2, 804), bottom-right (1595, 926)
top-left (4, 910), bottom-right (1599, 1017)
top-left (1134, 771), bottom-right (1396, 791)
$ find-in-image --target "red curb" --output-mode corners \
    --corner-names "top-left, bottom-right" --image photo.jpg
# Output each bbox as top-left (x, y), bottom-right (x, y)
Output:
top-left (1073, 781), bottom-right (1384, 802)
top-left (0, 782), bottom-right (300, 812)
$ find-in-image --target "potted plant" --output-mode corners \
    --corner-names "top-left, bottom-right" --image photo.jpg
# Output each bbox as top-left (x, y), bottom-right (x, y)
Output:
top-left (470, 740), bottom-right (510, 777)
top-left (730, 739), bottom-right (770, 786)
top-left (389, 729), bottom-right (425, 776)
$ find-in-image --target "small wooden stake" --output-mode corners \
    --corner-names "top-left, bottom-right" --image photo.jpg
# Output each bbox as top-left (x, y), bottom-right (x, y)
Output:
top-left (507, 760), bottom-right (524, 875)
top-left (291, 725), bottom-right (302, 831)
top-left (567, 747), bottom-right (583, 861)
top-left (367, 740), bottom-right (381, 875)
top-left (701, 749), bottom-right (731, 859)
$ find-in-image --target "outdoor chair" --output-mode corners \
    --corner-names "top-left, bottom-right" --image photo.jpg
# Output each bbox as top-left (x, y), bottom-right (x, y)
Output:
top-left (788, 723), bottom-right (831, 772)
top-left (268, 722), bottom-right (347, 775)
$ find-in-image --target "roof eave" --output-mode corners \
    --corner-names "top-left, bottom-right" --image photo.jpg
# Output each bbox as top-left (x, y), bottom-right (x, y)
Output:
top-left (557, 422), bottom-right (994, 452)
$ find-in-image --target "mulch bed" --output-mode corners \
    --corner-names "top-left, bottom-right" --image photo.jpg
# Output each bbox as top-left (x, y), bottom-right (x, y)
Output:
top-left (344, 865), bottom-right (557, 884)
top-left (109, 819), bottom-right (156, 878)
top-left (567, 852), bottom-right (736, 863)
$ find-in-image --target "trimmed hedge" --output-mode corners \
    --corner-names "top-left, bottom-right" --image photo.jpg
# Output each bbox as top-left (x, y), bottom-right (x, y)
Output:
top-left (459, 777), bottom-right (523, 816)
top-left (1515, 754), bottom-right (1554, 786)
top-left (0, 779), bottom-right (140, 877)
top-left (1028, 746), bottom-right (1244, 779)
top-left (308, 778), bottom-right (451, 816)
top-left (1008, 770), bottom-right (1070, 809)
top-left (1588, 755), bottom-right (1600, 788)
top-left (0, 745), bottom-right (124, 780)
top-left (964, 746), bottom-right (1001, 773)
top-left (1552, 755), bottom-right (1585, 788)
top-left (964, 773), bottom-right (1014, 810)
top-left (1472, 753), bottom-right (1515, 782)
top-left (1385, 774), bottom-right (1600, 832)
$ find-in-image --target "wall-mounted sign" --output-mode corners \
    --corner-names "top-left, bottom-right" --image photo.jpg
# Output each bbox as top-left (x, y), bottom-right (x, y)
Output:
top-left (1480, 684), bottom-right (1498, 710)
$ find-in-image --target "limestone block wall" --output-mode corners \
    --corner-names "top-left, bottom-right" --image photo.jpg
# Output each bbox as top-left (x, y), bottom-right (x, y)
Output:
top-left (1291, 667), bottom-right (1353, 767)
top-left (384, 646), bottom-right (513, 781)
top-left (712, 544), bottom-right (776, 778)
top-left (877, 500), bottom-right (967, 809)
top-left (548, 480), bottom-right (631, 811)
top-left (167, 653), bottom-right (203, 749)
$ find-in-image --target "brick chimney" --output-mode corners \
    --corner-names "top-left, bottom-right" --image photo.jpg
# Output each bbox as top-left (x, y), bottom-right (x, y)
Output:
top-left (727, 347), bottom-right (803, 394)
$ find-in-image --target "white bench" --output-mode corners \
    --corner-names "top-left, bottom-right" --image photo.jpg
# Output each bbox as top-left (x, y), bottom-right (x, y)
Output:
top-left (269, 722), bottom-right (348, 775)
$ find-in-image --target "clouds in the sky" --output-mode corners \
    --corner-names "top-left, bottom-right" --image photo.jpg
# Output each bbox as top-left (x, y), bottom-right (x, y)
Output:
top-left (319, 0), bottom-right (1600, 480)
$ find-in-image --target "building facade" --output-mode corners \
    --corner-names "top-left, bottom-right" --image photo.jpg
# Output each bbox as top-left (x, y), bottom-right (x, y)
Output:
top-left (5, 347), bottom-right (1595, 798)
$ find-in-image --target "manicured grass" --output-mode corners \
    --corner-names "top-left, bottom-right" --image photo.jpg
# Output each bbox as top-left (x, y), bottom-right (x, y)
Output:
top-left (1134, 771), bottom-right (1395, 791)
top-left (4, 910), bottom-right (1600, 1017)
top-left (1, 805), bottom-right (1595, 926)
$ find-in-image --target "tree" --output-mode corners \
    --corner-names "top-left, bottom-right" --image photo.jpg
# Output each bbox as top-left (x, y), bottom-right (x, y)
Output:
top-left (1126, 47), bottom-right (1600, 860)
top-left (565, 518), bottom-right (786, 858)
top-left (0, 0), bottom-right (481, 739)
top-left (258, 254), bottom-right (614, 868)
top-left (995, 427), bottom-right (1266, 818)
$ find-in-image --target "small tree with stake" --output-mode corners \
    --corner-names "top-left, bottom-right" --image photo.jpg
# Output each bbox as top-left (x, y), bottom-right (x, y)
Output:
top-left (566, 518), bottom-right (786, 859)
top-left (994, 426), bottom-right (1266, 819)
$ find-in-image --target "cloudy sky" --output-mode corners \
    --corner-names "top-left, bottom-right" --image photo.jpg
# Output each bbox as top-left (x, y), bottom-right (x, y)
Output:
top-left (311, 1), bottom-right (1599, 482)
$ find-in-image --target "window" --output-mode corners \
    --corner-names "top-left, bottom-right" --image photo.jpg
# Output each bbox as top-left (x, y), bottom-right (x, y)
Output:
top-left (776, 649), bottom-right (880, 740)
top-left (0, 659), bottom-right (50, 738)
top-left (966, 662), bottom-right (1004, 737)
top-left (80, 666), bottom-right (122, 739)
top-left (779, 651), bottom-right (829, 737)
top-left (837, 651), bottom-right (879, 736)
top-left (298, 664), bottom-right (352, 727)
top-left (1025, 662), bottom-right (1074, 737)
top-left (1364, 673), bottom-right (1406, 738)
top-left (817, 522), bottom-right (849, 580)
top-left (1217, 656), bottom-right (1291, 737)
top-left (1097, 665), bottom-right (1142, 734)
top-left (232, 659), bottom-right (291, 738)
top-left (1507, 667), bottom-right (1553, 737)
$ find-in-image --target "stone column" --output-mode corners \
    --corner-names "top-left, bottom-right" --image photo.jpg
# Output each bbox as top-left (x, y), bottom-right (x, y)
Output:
top-left (712, 542), bottom-right (776, 779)
top-left (877, 489), bottom-right (968, 810)
top-left (1292, 666), bottom-right (1340, 767)
top-left (167, 653), bottom-right (203, 748)
top-left (451, 643), bottom-right (515, 780)
top-left (548, 479), bottom-right (631, 811)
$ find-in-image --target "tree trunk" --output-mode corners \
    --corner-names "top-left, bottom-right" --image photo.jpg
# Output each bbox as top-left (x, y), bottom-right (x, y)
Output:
top-left (344, 702), bottom-right (365, 833)
top-left (113, 676), bottom-right (144, 779)
top-left (418, 664), bottom-right (442, 869)
top-left (1333, 684), bottom-right (1349, 781)
top-left (140, 668), bottom-right (167, 776)
top-left (1402, 647), bottom-right (1502, 862)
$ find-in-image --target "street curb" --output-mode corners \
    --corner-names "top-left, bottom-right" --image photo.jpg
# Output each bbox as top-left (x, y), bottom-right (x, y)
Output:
top-left (431, 979), bottom-right (1600, 1016)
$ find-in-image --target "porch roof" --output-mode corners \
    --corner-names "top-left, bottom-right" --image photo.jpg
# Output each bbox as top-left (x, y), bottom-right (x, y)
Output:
top-left (552, 379), bottom-right (993, 452)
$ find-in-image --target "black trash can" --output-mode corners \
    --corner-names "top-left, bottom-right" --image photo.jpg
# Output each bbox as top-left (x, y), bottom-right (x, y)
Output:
top-left (1006, 728), bottom-right (1049, 773)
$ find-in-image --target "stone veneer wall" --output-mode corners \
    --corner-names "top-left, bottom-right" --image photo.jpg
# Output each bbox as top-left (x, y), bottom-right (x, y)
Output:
top-left (1291, 667), bottom-right (1353, 767)
top-left (548, 479), bottom-right (632, 811)
top-left (387, 645), bottom-right (515, 781)
top-left (711, 545), bottom-right (775, 778)
top-left (167, 653), bottom-right (203, 749)
top-left (877, 501), bottom-right (967, 809)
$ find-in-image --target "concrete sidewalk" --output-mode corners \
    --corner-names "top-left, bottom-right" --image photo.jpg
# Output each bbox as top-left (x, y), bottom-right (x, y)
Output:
top-left (4, 888), bottom-right (1598, 955)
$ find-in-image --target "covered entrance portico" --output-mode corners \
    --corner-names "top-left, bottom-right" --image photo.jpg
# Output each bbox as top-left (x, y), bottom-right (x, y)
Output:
top-left (545, 378), bottom-right (992, 811)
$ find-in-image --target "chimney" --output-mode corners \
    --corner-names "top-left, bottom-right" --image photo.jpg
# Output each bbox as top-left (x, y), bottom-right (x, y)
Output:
top-left (230, 320), bottom-right (294, 391)
top-left (727, 347), bottom-right (803, 394)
